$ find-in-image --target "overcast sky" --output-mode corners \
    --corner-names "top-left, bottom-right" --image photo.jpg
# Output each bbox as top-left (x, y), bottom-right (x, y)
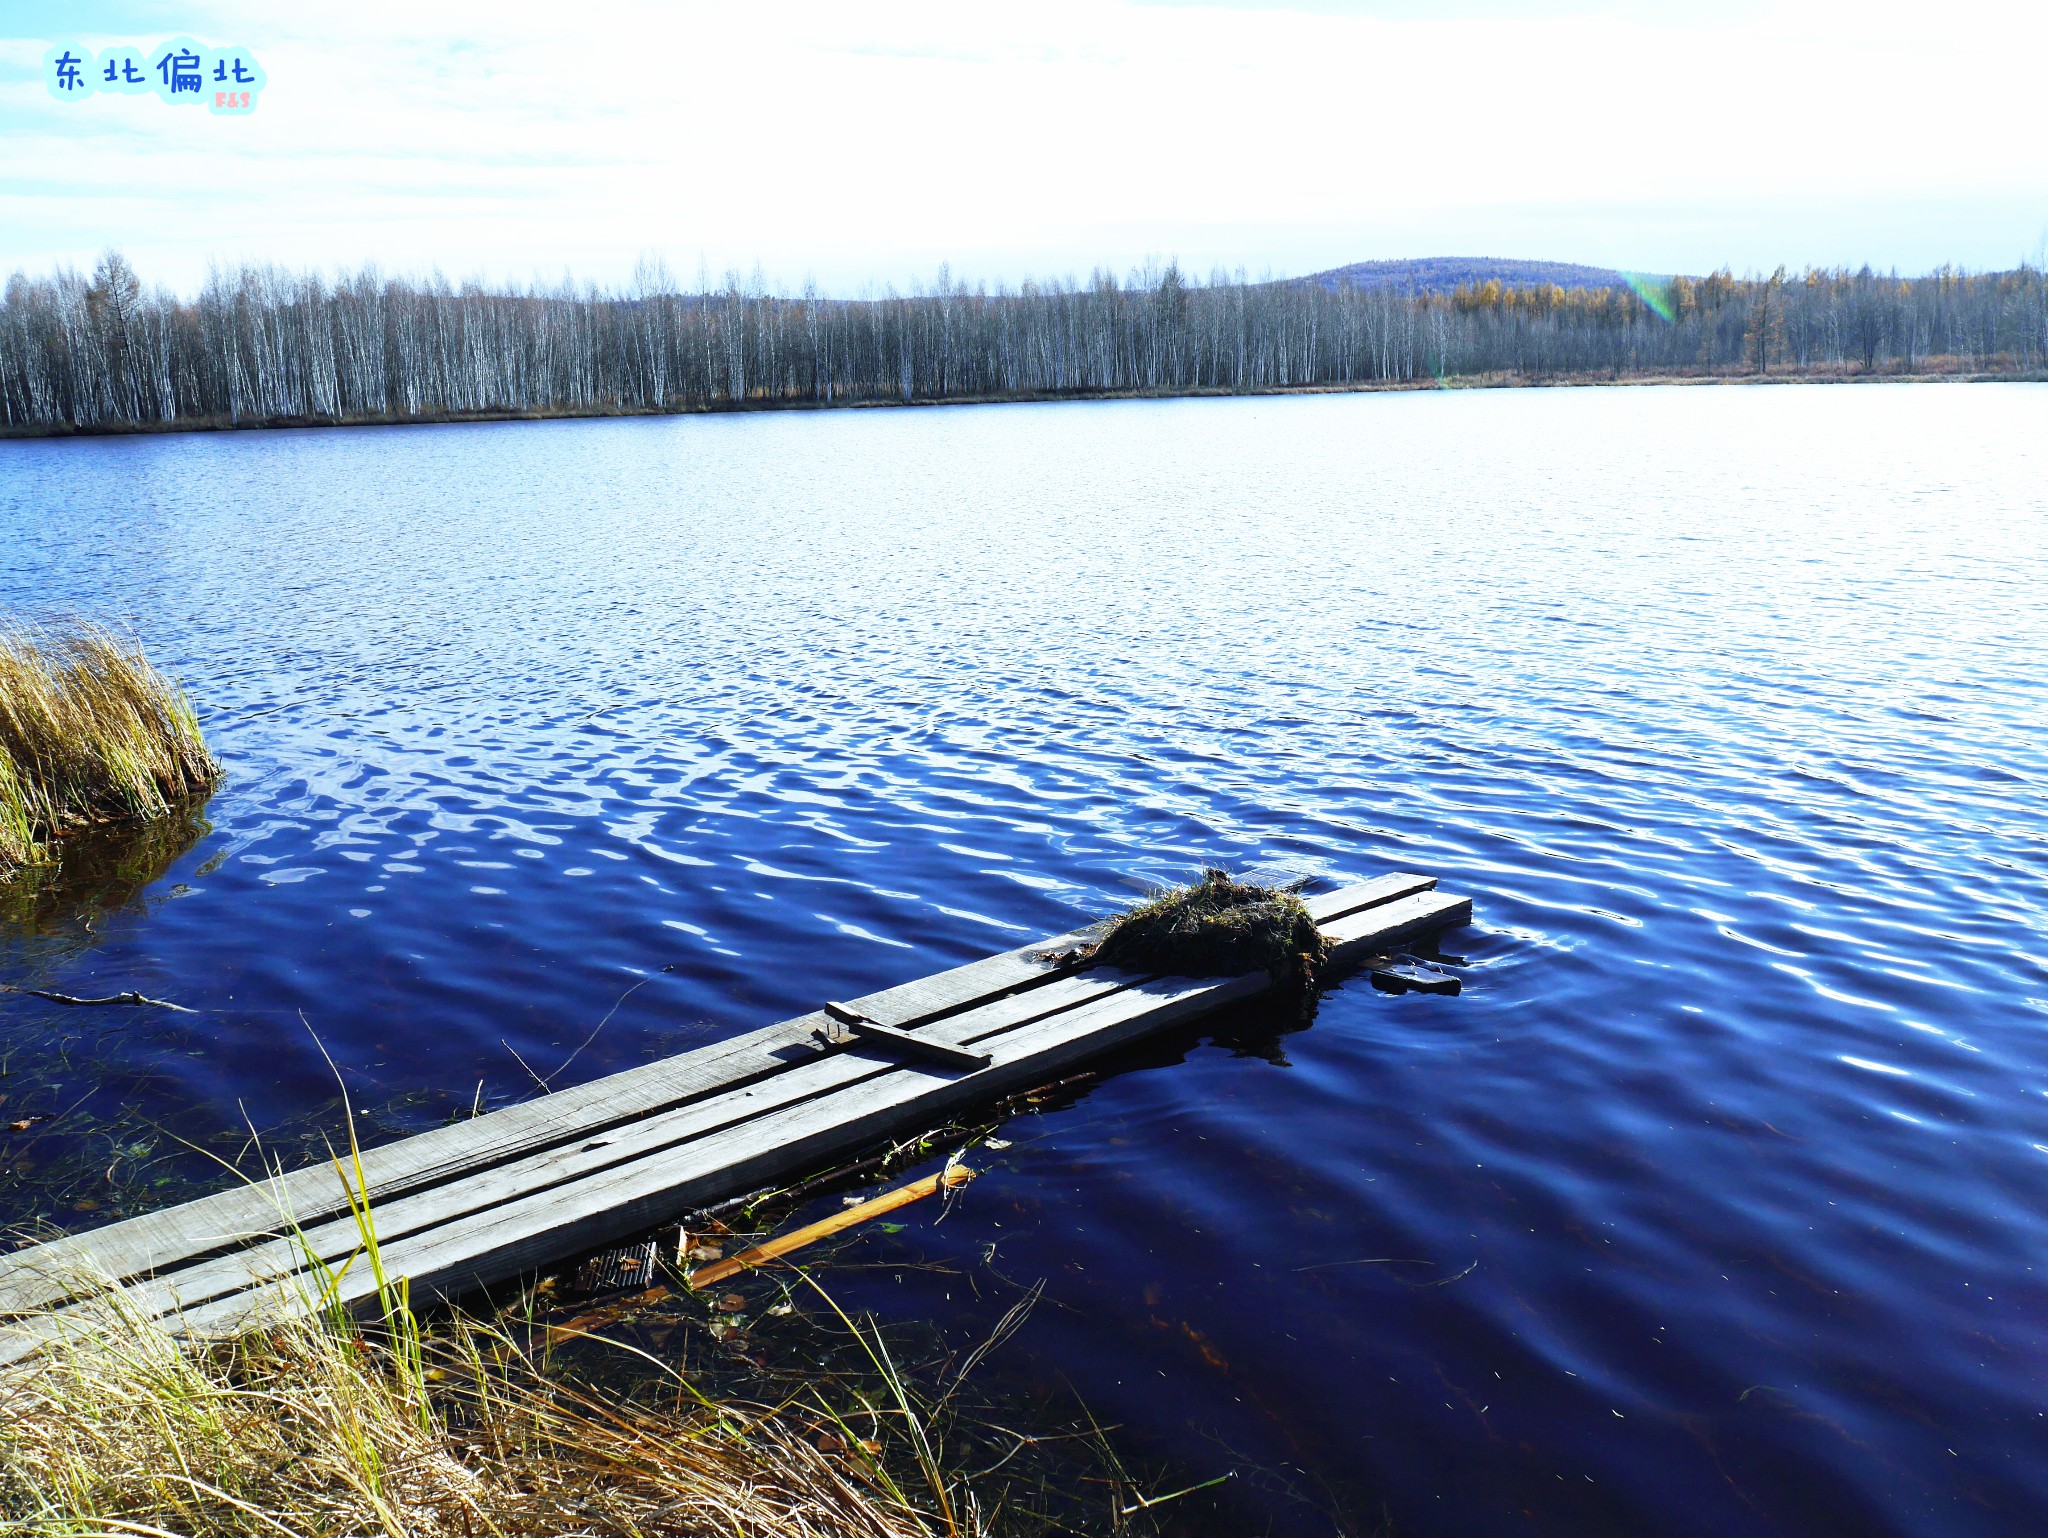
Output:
top-left (5, 0), bottom-right (2045, 294)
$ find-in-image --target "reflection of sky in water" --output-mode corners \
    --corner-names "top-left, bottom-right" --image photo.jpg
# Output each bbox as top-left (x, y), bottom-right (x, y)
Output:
top-left (1, 382), bottom-right (2045, 1536)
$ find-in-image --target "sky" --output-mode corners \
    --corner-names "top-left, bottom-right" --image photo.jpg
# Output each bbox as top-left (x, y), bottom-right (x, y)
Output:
top-left (4, 0), bottom-right (2046, 295)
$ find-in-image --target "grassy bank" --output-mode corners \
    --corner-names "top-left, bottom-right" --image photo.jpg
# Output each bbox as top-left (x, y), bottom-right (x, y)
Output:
top-left (0, 620), bottom-right (219, 875)
top-left (1, 1278), bottom-right (944, 1537)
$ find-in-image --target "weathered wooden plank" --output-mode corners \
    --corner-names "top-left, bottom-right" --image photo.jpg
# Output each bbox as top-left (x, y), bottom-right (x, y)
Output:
top-left (119, 884), bottom-right (1441, 1318)
top-left (842, 1016), bottom-right (992, 1070)
top-left (152, 887), bottom-right (1471, 1344)
top-left (0, 872), bottom-right (1445, 1330)
top-left (0, 974), bottom-right (1218, 1361)
top-left (15, 971), bottom-right (1139, 1344)
top-left (0, 919), bottom-right (1107, 1316)
top-left (169, 971), bottom-right (1269, 1342)
top-left (1324, 888), bottom-right (1470, 959)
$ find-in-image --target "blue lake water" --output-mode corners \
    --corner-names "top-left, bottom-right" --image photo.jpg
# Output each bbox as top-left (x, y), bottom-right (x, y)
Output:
top-left (1, 383), bottom-right (2045, 1535)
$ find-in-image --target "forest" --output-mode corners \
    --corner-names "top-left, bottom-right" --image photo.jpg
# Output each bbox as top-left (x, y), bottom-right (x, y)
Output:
top-left (2, 253), bottom-right (2043, 433)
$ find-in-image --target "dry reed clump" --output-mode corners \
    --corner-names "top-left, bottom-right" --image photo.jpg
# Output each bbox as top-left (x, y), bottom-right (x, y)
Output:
top-left (1087, 868), bottom-right (1330, 989)
top-left (0, 1282), bottom-right (934, 1538)
top-left (0, 619), bottom-right (220, 874)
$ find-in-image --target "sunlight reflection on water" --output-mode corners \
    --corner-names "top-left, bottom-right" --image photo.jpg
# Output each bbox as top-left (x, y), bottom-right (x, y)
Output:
top-left (2, 382), bottom-right (2045, 1536)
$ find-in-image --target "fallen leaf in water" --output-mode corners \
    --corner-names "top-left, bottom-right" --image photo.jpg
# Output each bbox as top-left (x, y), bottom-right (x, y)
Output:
top-left (817, 1432), bottom-right (846, 1454)
top-left (717, 1292), bottom-right (747, 1312)
top-left (72, 1198), bottom-right (99, 1212)
top-left (858, 1438), bottom-right (883, 1456)
top-left (542, 1285), bottom-right (672, 1343)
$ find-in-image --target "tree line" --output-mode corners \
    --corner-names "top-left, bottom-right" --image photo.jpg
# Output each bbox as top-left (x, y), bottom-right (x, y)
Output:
top-left (2, 253), bottom-right (2043, 432)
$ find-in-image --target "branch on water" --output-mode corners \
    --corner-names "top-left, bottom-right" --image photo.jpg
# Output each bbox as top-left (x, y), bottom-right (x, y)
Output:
top-left (1, 985), bottom-right (195, 1013)
top-left (686, 1167), bottom-right (976, 1290)
top-left (1119, 1470), bottom-right (1234, 1516)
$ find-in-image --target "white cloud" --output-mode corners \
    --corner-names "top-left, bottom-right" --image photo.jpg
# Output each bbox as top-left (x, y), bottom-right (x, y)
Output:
top-left (4, 0), bottom-right (2045, 290)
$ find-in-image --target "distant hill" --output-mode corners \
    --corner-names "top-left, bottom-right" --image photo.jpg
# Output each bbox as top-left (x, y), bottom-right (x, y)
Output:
top-left (1298, 257), bottom-right (1642, 295)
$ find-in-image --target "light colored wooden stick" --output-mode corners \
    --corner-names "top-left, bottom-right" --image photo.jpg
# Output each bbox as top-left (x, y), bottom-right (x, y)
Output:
top-left (686, 1166), bottom-right (975, 1290)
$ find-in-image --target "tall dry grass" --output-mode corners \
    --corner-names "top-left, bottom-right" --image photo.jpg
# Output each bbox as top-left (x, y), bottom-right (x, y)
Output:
top-left (0, 1047), bottom-right (1006, 1536)
top-left (0, 619), bottom-right (219, 873)
top-left (0, 1062), bottom-right (945, 1537)
top-left (0, 1281), bottom-right (936, 1538)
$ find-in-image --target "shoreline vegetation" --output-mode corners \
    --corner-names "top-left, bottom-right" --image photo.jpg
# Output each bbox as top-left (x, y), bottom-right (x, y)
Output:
top-left (3, 253), bottom-right (2043, 437)
top-left (2, 1276), bottom-right (949, 1537)
top-left (4, 364), bottom-right (2039, 440)
top-left (0, 621), bottom-right (219, 876)
top-left (1, 1103), bottom-right (1160, 1535)
top-left (0, 858), bottom-right (1267, 1535)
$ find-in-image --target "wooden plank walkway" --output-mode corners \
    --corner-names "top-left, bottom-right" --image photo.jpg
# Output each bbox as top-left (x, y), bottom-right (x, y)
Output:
top-left (0, 872), bottom-right (1469, 1361)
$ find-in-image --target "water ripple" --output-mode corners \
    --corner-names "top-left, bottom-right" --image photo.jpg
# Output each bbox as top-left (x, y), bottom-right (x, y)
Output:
top-left (2, 383), bottom-right (2046, 1535)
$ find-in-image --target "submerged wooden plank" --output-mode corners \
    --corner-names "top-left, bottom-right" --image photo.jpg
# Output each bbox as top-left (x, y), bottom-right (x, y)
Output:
top-left (144, 888), bottom-right (1469, 1346)
top-left (12, 883), bottom-right (1466, 1340)
top-left (27, 971), bottom-right (1140, 1341)
top-left (0, 871), bottom-right (1449, 1335)
top-left (0, 916), bottom-right (1109, 1317)
top-left (1323, 888), bottom-right (1470, 958)
top-left (169, 970), bottom-right (1269, 1342)
top-left (686, 1167), bottom-right (977, 1290)
top-left (0, 972), bottom-right (1198, 1361)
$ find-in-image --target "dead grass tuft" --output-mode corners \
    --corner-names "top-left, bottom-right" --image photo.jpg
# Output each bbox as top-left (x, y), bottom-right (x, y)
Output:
top-left (1087, 868), bottom-right (1329, 989)
top-left (0, 1281), bottom-right (934, 1538)
top-left (0, 619), bottom-right (219, 874)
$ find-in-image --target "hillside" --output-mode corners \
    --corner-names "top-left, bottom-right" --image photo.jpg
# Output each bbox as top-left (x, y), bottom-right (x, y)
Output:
top-left (1299, 257), bottom-right (1639, 294)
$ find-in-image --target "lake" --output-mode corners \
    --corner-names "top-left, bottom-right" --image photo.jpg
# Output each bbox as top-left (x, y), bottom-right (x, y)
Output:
top-left (1, 382), bottom-right (2044, 1535)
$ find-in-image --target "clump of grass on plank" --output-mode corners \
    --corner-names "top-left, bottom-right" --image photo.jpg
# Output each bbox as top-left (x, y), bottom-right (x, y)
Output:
top-left (1087, 868), bottom-right (1329, 989)
top-left (0, 619), bottom-right (219, 876)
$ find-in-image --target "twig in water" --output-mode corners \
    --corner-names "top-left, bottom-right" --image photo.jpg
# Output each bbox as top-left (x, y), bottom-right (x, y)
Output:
top-left (966, 1421), bottom-right (1122, 1482)
top-left (1, 985), bottom-right (194, 1013)
top-left (935, 1146), bottom-right (972, 1224)
top-left (682, 1181), bottom-right (782, 1231)
top-left (689, 1167), bottom-right (976, 1289)
top-left (541, 964), bottom-right (678, 1089)
top-left (1119, 1470), bottom-right (1234, 1516)
top-left (1292, 1256), bottom-right (1434, 1273)
top-left (1292, 1255), bottom-right (1479, 1287)
top-left (1413, 1259), bottom-right (1479, 1288)
top-left (501, 1039), bottom-right (551, 1095)
top-left (941, 1279), bottom-right (1043, 1410)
